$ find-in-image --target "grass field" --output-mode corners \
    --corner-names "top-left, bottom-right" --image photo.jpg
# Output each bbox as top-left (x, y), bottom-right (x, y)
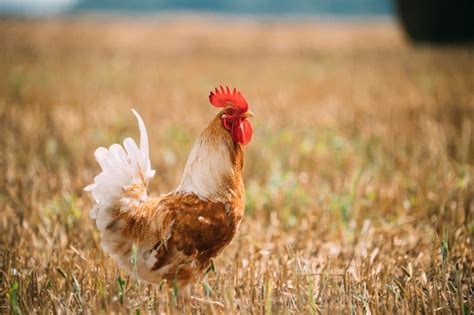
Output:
top-left (0, 17), bottom-right (473, 313)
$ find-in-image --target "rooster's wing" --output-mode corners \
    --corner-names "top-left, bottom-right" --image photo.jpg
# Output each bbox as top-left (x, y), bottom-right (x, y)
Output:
top-left (134, 192), bottom-right (241, 284)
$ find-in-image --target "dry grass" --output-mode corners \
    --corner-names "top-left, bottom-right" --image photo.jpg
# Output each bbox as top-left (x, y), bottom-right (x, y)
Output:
top-left (0, 16), bottom-right (473, 314)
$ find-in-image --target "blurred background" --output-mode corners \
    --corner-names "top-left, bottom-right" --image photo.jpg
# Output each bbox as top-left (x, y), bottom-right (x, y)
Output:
top-left (0, 0), bottom-right (473, 313)
top-left (1, 0), bottom-right (473, 42)
top-left (1, 0), bottom-right (393, 15)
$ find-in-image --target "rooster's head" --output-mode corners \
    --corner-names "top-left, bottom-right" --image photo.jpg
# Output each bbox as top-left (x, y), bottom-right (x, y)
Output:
top-left (209, 86), bottom-right (254, 145)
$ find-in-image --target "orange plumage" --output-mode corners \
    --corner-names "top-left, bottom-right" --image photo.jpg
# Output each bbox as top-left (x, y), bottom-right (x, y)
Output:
top-left (84, 87), bottom-right (253, 286)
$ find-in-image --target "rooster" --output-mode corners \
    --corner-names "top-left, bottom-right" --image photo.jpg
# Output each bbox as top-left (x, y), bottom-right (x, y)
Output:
top-left (84, 86), bottom-right (253, 286)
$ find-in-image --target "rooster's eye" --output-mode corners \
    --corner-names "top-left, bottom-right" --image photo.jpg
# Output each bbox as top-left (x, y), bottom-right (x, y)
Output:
top-left (226, 109), bottom-right (235, 115)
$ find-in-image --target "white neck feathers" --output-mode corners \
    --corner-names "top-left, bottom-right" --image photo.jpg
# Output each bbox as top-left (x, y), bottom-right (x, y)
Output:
top-left (176, 125), bottom-right (239, 202)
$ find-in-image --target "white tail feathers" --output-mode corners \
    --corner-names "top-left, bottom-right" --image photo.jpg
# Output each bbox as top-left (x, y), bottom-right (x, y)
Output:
top-left (84, 109), bottom-right (155, 220)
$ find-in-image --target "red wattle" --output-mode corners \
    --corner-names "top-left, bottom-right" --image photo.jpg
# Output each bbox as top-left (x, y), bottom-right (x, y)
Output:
top-left (231, 119), bottom-right (253, 145)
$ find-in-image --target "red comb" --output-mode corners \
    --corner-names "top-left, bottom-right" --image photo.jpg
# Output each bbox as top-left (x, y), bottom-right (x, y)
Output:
top-left (209, 85), bottom-right (248, 111)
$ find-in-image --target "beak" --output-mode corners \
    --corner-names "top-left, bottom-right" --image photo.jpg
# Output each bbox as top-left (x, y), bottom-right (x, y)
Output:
top-left (243, 110), bottom-right (254, 118)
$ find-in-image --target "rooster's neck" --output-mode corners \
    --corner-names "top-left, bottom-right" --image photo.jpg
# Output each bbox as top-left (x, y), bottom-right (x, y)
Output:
top-left (175, 116), bottom-right (245, 203)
